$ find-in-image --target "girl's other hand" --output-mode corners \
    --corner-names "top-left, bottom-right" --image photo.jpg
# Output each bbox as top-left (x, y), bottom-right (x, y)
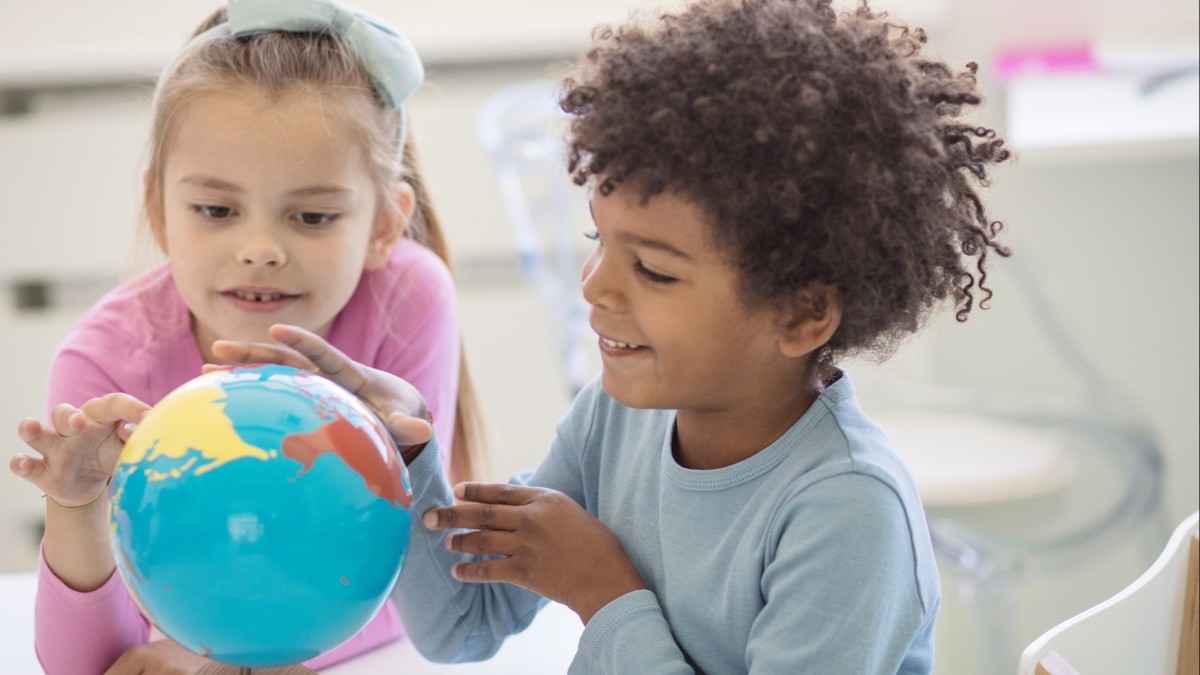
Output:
top-left (209, 324), bottom-right (433, 462)
top-left (423, 482), bottom-right (649, 624)
top-left (11, 393), bottom-right (149, 508)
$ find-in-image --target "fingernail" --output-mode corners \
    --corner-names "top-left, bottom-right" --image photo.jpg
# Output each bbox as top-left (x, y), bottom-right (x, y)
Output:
top-left (453, 483), bottom-right (466, 498)
top-left (423, 512), bottom-right (437, 529)
top-left (444, 534), bottom-right (456, 551)
top-left (121, 423), bottom-right (137, 434)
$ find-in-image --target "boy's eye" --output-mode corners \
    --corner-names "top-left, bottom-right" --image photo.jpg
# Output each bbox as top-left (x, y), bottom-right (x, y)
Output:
top-left (296, 212), bottom-right (337, 227)
top-left (583, 229), bottom-right (600, 243)
top-left (635, 260), bottom-right (677, 284)
top-left (193, 204), bottom-right (234, 220)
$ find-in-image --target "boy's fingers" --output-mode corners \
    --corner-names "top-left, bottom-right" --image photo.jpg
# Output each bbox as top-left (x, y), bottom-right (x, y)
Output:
top-left (445, 530), bottom-right (518, 557)
top-left (210, 340), bottom-right (315, 371)
top-left (267, 324), bottom-right (367, 393)
top-left (422, 503), bottom-right (518, 532)
top-left (456, 482), bottom-right (534, 506)
top-left (450, 558), bottom-right (522, 585)
top-left (386, 414), bottom-right (434, 448)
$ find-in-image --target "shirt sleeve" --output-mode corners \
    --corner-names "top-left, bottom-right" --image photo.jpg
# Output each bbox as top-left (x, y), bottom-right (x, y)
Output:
top-left (44, 332), bottom-right (130, 421)
top-left (36, 330), bottom-right (155, 675)
top-left (36, 549), bottom-right (149, 675)
top-left (390, 436), bottom-right (550, 663)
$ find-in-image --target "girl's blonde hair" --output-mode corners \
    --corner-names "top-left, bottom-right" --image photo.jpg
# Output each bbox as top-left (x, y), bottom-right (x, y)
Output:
top-left (145, 7), bottom-right (486, 482)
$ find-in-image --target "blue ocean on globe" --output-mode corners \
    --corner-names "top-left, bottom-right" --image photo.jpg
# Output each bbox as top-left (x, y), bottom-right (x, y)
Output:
top-left (109, 364), bottom-right (413, 667)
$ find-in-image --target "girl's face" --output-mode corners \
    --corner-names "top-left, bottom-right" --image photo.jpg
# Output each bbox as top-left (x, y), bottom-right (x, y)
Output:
top-left (152, 86), bottom-right (401, 362)
top-left (581, 186), bottom-right (803, 418)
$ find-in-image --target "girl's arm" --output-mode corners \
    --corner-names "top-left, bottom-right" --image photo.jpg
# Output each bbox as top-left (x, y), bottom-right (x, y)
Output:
top-left (12, 393), bottom-right (153, 675)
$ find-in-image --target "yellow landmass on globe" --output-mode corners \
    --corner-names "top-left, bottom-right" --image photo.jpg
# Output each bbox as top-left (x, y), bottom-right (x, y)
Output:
top-left (120, 384), bottom-right (272, 480)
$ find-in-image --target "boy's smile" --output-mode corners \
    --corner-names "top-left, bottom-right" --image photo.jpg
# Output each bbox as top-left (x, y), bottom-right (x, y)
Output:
top-left (583, 185), bottom-right (817, 469)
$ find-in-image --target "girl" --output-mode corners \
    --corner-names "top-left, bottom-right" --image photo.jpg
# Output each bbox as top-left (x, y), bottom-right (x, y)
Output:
top-left (218, 0), bottom-right (1011, 672)
top-left (9, 1), bottom-right (484, 672)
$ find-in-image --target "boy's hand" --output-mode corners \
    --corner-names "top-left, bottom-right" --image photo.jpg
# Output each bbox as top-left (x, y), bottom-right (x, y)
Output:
top-left (209, 324), bottom-right (433, 461)
top-left (424, 482), bottom-right (649, 624)
top-left (11, 393), bottom-right (149, 507)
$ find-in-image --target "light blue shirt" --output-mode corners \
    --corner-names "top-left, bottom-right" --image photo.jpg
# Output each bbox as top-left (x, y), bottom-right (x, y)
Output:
top-left (394, 371), bottom-right (939, 674)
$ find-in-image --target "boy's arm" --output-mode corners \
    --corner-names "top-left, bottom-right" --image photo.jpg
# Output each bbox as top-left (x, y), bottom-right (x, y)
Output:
top-left (390, 440), bottom-right (548, 663)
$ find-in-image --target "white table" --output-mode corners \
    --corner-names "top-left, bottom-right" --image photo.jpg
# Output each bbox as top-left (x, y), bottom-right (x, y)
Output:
top-left (0, 573), bottom-right (583, 674)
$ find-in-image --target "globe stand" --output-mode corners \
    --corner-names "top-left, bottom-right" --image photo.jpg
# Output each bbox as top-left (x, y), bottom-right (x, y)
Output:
top-left (196, 664), bottom-right (317, 675)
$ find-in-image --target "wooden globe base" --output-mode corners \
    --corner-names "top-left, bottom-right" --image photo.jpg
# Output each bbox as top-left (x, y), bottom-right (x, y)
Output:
top-left (196, 663), bottom-right (317, 675)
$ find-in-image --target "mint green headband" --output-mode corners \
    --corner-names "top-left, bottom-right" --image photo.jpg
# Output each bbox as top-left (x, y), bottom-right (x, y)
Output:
top-left (169, 0), bottom-right (424, 149)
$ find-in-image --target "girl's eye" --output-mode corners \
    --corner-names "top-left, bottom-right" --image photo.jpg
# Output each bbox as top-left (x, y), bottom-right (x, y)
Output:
top-left (296, 212), bottom-right (337, 227)
top-left (583, 229), bottom-right (600, 243)
top-left (193, 205), bottom-right (234, 220)
top-left (635, 260), bottom-right (677, 284)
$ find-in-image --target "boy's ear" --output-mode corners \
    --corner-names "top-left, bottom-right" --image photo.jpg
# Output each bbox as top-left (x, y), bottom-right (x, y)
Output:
top-left (777, 283), bottom-right (842, 359)
top-left (143, 170), bottom-right (168, 253)
top-left (365, 182), bottom-right (415, 269)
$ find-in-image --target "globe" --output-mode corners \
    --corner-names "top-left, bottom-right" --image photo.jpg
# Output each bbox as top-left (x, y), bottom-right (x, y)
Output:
top-left (109, 364), bottom-right (413, 668)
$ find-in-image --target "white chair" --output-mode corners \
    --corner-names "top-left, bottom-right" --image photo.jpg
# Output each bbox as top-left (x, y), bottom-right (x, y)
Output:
top-left (1018, 510), bottom-right (1198, 675)
top-left (859, 253), bottom-right (1168, 675)
top-left (476, 79), bottom-right (594, 397)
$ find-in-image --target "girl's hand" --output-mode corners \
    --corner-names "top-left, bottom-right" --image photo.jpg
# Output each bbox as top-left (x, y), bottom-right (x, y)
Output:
top-left (424, 482), bottom-right (649, 624)
top-left (103, 638), bottom-right (208, 675)
top-left (11, 394), bottom-right (149, 507)
top-left (209, 324), bottom-right (433, 461)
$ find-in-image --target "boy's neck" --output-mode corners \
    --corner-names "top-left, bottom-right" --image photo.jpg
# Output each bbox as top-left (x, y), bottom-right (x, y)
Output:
top-left (671, 385), bottom-right (822, 471)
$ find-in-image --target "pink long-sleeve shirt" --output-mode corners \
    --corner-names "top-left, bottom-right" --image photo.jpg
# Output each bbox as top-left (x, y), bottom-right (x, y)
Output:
top-left (36, 238), bottom-right (461, 674)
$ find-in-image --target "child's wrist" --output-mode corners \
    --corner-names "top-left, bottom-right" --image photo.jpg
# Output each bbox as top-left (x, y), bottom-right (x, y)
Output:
top-left (44, 478), bottom-right (112, 510)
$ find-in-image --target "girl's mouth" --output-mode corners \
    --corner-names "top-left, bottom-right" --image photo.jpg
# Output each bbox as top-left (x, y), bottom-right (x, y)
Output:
top-left (222, 289), bottom-right (299, 313)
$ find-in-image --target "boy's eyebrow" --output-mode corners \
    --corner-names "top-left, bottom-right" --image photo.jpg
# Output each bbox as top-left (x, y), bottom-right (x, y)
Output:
top-left (614, 232), bottom-right (694, 261)
top-left (588, 200), bottom-right (694, 261)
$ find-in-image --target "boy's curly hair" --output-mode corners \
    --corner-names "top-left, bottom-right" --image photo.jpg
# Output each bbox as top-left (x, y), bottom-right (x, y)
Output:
top-left (561, 0), bottom-right (1011, 376)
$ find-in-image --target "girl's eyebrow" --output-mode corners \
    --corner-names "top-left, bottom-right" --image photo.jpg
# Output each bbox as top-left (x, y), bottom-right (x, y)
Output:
top-left (178, 176), bottom-right (350, 198)
top-left (180, 176), bottom-right (241, 192)
top-left (287, 185), bottom-right (353, 197)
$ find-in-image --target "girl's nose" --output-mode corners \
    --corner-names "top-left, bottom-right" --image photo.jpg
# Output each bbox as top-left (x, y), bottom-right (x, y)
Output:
top-left (236, 231), bottom-right (286, 268)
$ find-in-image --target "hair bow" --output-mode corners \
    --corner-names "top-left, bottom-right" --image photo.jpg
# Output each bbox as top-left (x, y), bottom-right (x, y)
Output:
top-left (224, 0), bottom-right (424, 110)
top-left (169, 0), bottom-right (424, 152)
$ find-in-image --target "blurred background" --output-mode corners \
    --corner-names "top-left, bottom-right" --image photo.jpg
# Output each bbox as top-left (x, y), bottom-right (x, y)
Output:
top-left (1, 0), bottom-right (1196, 672)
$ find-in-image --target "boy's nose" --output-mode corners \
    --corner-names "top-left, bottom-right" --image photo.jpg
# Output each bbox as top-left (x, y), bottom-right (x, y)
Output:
top-left (580, 246), bottom-right (620, 311)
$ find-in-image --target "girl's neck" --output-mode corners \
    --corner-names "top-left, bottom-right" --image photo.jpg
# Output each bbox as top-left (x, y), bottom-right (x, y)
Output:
top-left (671, 381), bottom-right (823, 471)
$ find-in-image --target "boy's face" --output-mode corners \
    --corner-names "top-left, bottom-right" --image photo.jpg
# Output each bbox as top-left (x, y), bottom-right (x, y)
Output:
top-left (582, 186), bottom-right (799, 413)
top-left (152, 86), bottom-right (398, 363)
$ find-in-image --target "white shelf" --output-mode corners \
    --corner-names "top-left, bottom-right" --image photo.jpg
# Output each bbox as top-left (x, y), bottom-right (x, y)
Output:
top-left (1004, 47), bottom-right (1199, 164)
